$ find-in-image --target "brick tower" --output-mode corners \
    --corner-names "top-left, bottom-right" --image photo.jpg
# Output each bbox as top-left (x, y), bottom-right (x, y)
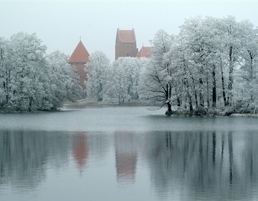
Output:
top-left (115, 29), bottom-right (137, 60)
top-left (68, 40), bottom-right (90, 84)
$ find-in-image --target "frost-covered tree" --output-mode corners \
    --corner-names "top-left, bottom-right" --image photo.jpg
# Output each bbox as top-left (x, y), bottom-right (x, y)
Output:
top-left (218, 17), bottom-right (242, 106)
top-left (178, 16), bottom-right (258, 112)
top-left (85, 51), bottom-right (110, 101)
top-left (235, 21), bottom-right (258, 112)
top-left (2, 32), bottom-right (48, 111)
top-left (46, 51), bottom-right (82, 109)
top-left (106, 57), bottom-right (142, 104)
top-left (164, 36), bottom-right (196, 112)
top-left (139, 30), bottom-right (173, 115)
top-left (0, 37), bottom-right (9, 107)
top-left (139, 17), bottom-right (258, 115)
top-left (0, 32), bottom-right (81, 111)
top-left (178, 17), bottom-right (224, 110)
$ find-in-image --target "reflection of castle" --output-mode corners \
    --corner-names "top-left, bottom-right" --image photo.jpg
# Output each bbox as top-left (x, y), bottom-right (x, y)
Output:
top-left (2, 129), bottom-right (258, 200)
top-left (72, 133), bottom-right (89, 172)
top-left (115, 132), bottom-right (137, 184)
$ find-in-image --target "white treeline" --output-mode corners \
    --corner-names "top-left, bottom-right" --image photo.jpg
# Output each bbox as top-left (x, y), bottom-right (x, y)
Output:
top-left (86, 53), bottom-right (148, 104)
top-left (144, 16), bottom-right (258, 115)
top-left (86, 16), bottom-right (258, 115)
top-left (0, 32), bottom-right (82, 112)
top-left (105, 57), bottom-right (144, 104)
top-left (85, 51), bottom-right (110, 101)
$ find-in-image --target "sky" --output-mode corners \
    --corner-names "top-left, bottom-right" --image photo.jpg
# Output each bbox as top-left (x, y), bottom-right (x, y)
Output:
top-left (1, 0), bottom-right (258, 61)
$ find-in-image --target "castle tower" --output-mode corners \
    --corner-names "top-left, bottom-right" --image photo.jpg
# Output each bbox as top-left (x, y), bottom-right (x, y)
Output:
top-left (68, 40), bottom-right (90, 84)
top-left (115, 29), bottom-right (137, 60)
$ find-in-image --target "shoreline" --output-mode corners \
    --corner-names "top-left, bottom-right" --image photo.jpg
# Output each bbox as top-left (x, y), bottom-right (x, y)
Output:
top-left (1, 99), bottom-right (258, 117)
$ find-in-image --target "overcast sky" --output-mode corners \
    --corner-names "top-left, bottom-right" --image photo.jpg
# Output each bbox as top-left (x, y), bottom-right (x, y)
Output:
top-left (1, 0), bottom-right (258, 61)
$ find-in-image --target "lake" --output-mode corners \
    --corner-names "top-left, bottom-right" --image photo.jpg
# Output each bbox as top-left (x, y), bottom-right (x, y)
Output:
top-left (0, 106), bottom-right (258, 201)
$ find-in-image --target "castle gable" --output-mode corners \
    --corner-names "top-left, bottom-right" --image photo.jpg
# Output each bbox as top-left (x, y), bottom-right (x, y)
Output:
top-left (116, 29), bottom-right (136, 43)
top-left (137, 46), bottom-right (151, 58)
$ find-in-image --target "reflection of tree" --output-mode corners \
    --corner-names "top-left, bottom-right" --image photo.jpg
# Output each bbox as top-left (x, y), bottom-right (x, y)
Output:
top-left (115, 131), bottom-right (138, 185)
top-left (89, 132), bottom-right (111, 164)
top-left (228, 132), bottom-right (233, 185)
top-left (0, 130), bottom-right (71, 190)
top-left (145, 131), bottom-right (258, 200)
top-left (0, 130), bottom-right (114, 190)
top-left (2, 129), bottom-right (258, 200)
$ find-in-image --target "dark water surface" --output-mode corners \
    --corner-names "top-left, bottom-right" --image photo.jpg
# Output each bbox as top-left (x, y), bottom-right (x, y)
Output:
top-left (0, 106), bottom-right (258, 201)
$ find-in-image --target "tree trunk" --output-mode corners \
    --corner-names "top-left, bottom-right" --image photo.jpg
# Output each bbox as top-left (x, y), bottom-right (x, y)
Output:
top-left (165, 102), bottom-right (173, 116)
top-left (206, 77), bottom-right (210, 108)
top-left (227, 46), bottom-right (233, 106)
top-left (183, 61), bottom-right (193, 112)
top-left (220, 57), bottom-right (226, 106)
top-left (177, 96), bottom-right (181, 107)
top-left (195, 90), bottom-right (198, 108)
top-left (247, 50), bottom-right (254, 80)
top-left (190, 72), bottom-right (198, 108)
top-left (186, 79), bottom-right (193, 112)
top-left (247, 50), bottom-right (254, 101)
top-left (189, 96), bottom-right (193, 112)
top-left (212, 65), bottom-right (216, 108)
top-left (174, 84), bottom-right (181, 107)
top-left (6, 70), bottom-right (11, 104)
top-left (165, 83), bottom-right (173, 116)
top-left (199, 78), bottom-right (204, 107)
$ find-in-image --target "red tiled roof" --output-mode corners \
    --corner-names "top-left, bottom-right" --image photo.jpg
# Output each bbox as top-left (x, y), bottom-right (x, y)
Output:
top-left (137, 46), bottom-right (151, 58)
top-left (117, 29), bottom-right (136, 43)
top-left (68, 41), bottom-right (90, 63)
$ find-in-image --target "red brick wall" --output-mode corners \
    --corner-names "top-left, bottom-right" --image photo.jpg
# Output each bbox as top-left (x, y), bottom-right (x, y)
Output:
top-left (115, 42), bottom-right (137, 60)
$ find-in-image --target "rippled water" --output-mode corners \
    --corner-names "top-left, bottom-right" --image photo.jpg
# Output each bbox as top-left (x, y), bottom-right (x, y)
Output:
top-left (0, 106), bottom-right (258, 201)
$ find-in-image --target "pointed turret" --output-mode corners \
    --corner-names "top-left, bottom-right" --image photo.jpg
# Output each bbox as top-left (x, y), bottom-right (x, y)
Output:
top-left (68, 40), bottom-right (90, 84)
top-left (68, 40), bottom-right (90, 63)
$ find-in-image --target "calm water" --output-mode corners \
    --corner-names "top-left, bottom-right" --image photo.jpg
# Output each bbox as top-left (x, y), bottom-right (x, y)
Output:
top-left (0, 106), bottom-right (258, 201)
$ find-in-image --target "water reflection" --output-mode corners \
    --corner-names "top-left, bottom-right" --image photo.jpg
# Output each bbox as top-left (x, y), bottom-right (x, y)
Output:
top-left (0, 130), bottom-right (71, 190)
top-left (72, 132), bottom-right (89, 172)
top-left (89, 132), bottom-right (111, 164)
top-left (144, 131), bottom-right (258, 200)
top-left (115, 131), bottom-right (138, 185)
top-left (1, 130), bottom-right (258, 200)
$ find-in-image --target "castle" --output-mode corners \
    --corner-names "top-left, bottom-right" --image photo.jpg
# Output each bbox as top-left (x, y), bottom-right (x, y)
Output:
top-left (115, 28), bottom-right (151, 60)
top-left (68, 29), bottom-right (151, 84)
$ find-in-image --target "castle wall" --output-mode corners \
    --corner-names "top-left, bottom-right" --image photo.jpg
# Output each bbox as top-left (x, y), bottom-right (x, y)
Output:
top-left (115, 42), bottom-right (137, 60)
